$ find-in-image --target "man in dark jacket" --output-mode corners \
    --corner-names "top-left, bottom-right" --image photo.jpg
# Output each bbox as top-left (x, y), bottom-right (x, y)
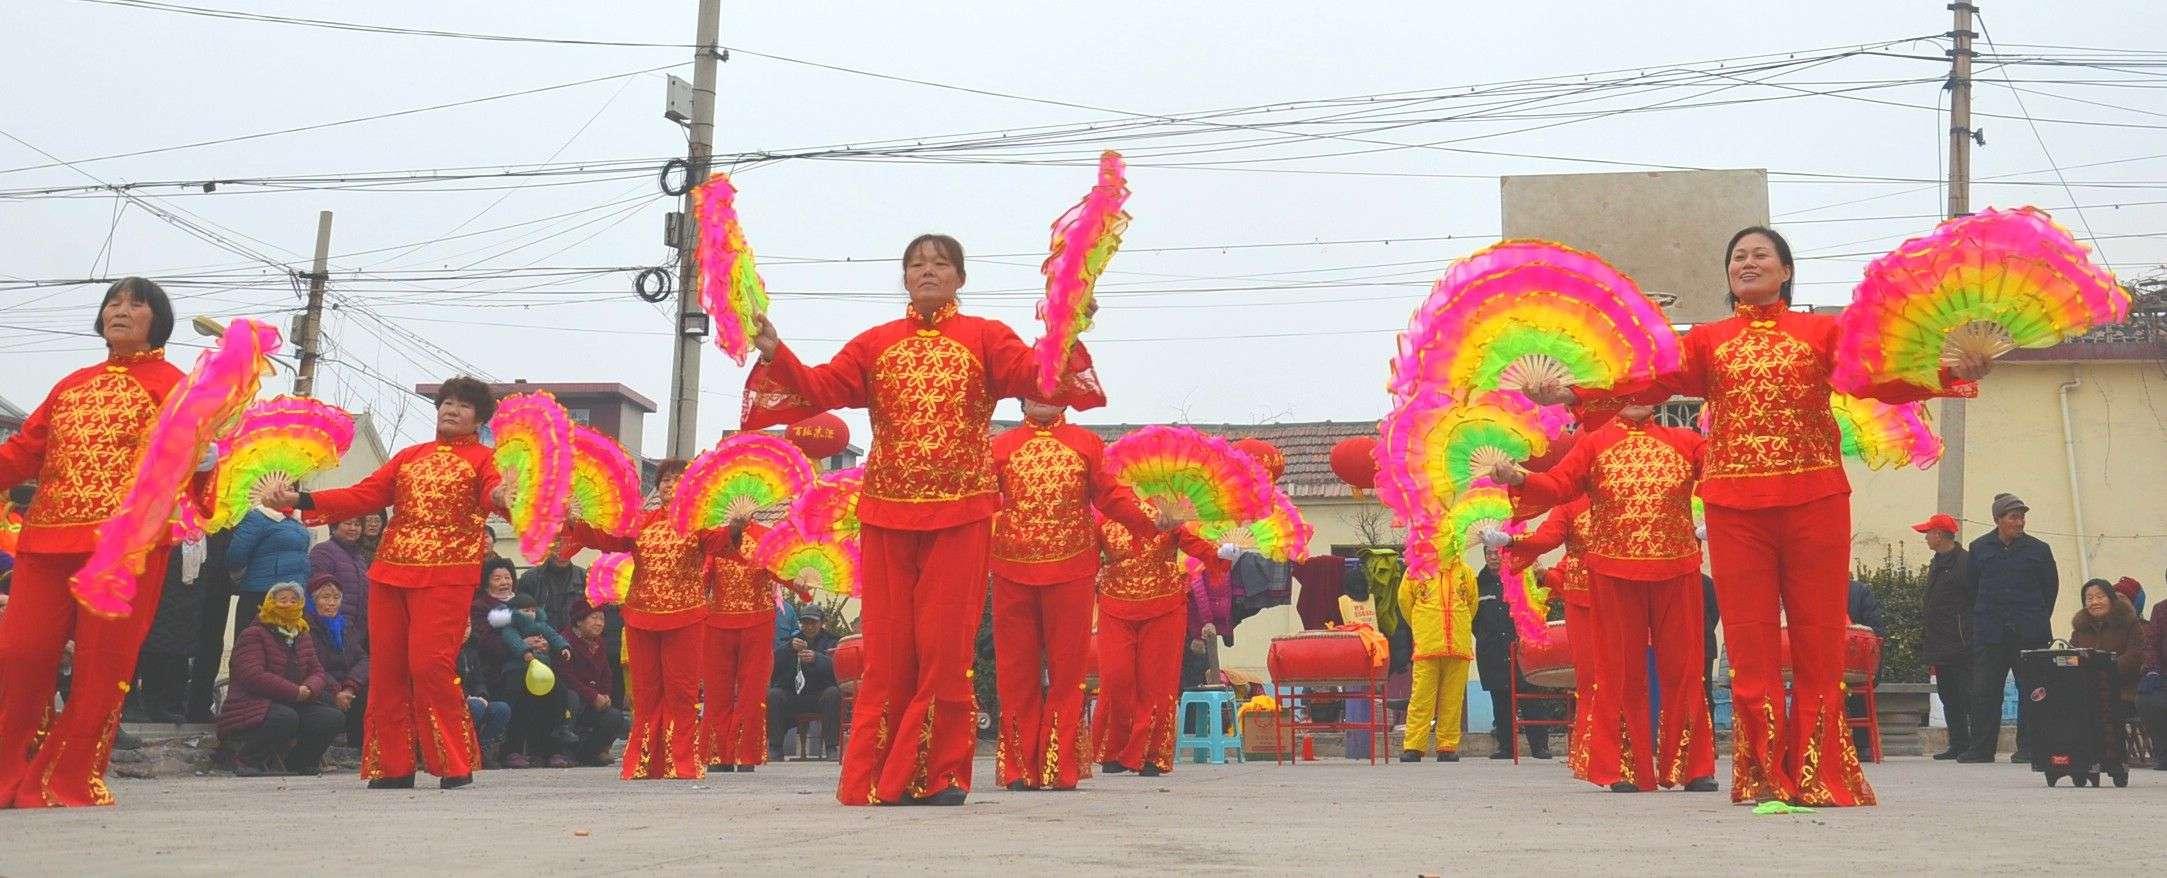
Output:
top-left (1957, 494), bottom-right (2058, 764)
top-left (1474, 550), bottom-right (1550, 760)
top-left (1912, 513), bottom-right (1972, 759)
top-left (767, 604), bottom-right (841, 760)
top-left (516, 548), bottom-right (586, 632)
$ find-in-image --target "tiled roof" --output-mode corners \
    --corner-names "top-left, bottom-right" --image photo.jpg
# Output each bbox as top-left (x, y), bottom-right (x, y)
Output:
top-left (992, 419), bottom-right (1380, 498)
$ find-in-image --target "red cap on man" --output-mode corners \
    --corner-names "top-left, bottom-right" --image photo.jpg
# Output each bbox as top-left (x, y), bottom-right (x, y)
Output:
top-left (1911, 513), bottom-right (1960, 535)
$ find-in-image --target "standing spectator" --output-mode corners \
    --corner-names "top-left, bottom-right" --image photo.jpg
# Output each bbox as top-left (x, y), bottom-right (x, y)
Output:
top-left (308, 517), bottom-right (372, 623)
top-left (2114, 577), bottom-right (2147, 623)
top-left (356, 511), bottom-right (385, 569)
top-left (458, 623), bottom-right (511, 770)
top-left (2137, 589), bottom-right (2165, 771)
top-left (1845, 579), bottom-right (1887, 756)
top-left (218, 583), bottom-right (343, 777)
top-left (1475, 549), bottom-right (1549, 760)
top-left (1914, 513), bottom-right (1973, 760)
top-left (2068, 580), bottom-right (2143, 707)
top-left (1957, 494), bottom-right (2058, 764)
top-left (226, 506), bottom-right (311, 632)
top-left (517, 546), bottom-right (585, 631)
top-left (307, 575), bottom-right (369, 745)
top-left (559, 603), bottom-right (627, 766)
top-left (767, 604), bottom-right (841, 761)
top-left (132, 542), bottom-right (203, 724)
top-left (185, 529), bottom-right (236, 723)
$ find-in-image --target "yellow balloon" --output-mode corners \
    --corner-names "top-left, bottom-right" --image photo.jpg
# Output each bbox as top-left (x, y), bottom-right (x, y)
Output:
top-left (525, 659), bottom-right (556, 697)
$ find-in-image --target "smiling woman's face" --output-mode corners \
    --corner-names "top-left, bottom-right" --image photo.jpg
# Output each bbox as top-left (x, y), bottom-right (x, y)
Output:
top-left (1726, 232), bottom-right (1791, 307)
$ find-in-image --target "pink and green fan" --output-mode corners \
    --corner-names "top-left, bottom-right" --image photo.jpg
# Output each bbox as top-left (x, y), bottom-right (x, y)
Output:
top-left (585, 552), bottom-right (635, 606)
top-left (73, 319), bottom-right (281, 618)
top-left (568, 424), bottom-right (643, 537)
top-left (1377, 392), bottom-right (1553, 530)
top-left (1834, 206), bottom-right (2127, 392)
top-left (1390, 240), bottom-right (1679, 403)
top-left (1832, 394), bottom-right (1943, 471)
top-left (1201, 488), bottom-right (1313, 563)
top-left (671, 432), bottom-right (814, 534)
top-left (755, 518), bottom-right (859, 598)
top-left (1035, 150), bottom-right (1131, 396)
top-left (491, 392), bottom-right (575, 565)
top-left (1104, 425), bottom-right (1273, 528)
top-left (205, 396), bottom-right (356, 532)
top-left (692, 172), bottom-right (771, 366)
top-left (787, 466), bottom-right (862, 544)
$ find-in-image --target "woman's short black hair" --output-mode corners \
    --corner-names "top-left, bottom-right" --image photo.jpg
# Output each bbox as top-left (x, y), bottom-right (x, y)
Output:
top-left (435, 375), bottom-right (498, 423)
top-left (480, 555), bottom-right (518, 591)
top-left (93, 277), bottom-right (175, 348)
top-left (1722, 226), bottom-right (1795, 308)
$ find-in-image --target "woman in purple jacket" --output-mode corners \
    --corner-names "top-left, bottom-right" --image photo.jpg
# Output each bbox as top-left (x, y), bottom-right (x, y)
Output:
top-left (219, 583), bottom-right (345, 777)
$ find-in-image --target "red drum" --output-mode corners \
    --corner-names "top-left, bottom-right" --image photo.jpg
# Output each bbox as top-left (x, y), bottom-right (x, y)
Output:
top-left (1777, 624), bottom-right (1881, 684)
top-left (832, 633), bottom-right (865, 684)
top-left (1267, 631), bottom-right (1377, 683)
top-left (1517, 620), bottom-right (1575, 689)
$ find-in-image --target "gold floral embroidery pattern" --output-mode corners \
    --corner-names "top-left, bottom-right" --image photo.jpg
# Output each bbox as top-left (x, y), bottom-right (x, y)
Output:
top-left (1560, 510), bottom-right (1592, 596)
top-left (865, 333), bottom-right (995, 505)
top-left (630, 517), bottom-right (704, 616)
top-left (29, 371), bottom-right (156, 528)
top-left (1707, 324), bottom-right (1840, 482)
top-left (993, 432), bottom-right (1094, 564)
top-left (1586, 432), bottom-right (1699, 562)
top-left (380, 448), bottom-right (488, 568)
top-left (706, 531), bottom-right (768, 615)
top-left (1097, 526), bottom-right (1182, 604)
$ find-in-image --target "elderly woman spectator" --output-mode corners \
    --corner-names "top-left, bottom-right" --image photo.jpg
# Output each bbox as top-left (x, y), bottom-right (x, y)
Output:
top-left (308, 517), bottom-right (372, 622)
top-left (307, 575), bottom-right (369, 744)
top-left (218, 583), bottom-right (344, 777)
top-left (2070, 579), bottom-right (2144, 706)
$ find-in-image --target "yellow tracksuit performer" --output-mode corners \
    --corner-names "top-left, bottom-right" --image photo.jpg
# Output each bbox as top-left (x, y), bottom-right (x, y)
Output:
top-left (1402, 564), bottom-right (1478, 761)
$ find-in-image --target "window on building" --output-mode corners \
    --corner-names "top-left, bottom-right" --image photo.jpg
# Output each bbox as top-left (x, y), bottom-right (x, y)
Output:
top-left (567, 407), bottom-right (592, 426)
top-left (1655, 399), bottom-right (1705, 431)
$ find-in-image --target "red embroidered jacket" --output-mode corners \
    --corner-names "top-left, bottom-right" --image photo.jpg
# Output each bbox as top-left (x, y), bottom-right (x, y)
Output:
top-left (0, 349), bottom-right (186, 554)
top-left (1505, 496), bottom-right (1593, 607)
top-left (304, 434), bottom-right (502, 589)
top-left (740, 302), bottom-right (1105, 532)
top-left (990, 418), bottom-right (1157, 585)
top-left (1097, 521), bottom-right (1228, 622)
top-left (704, 522), bottom-right (774, 630)
top-left (567, 510), bottom-right (734, 631)
top-left (1512, 419), bottom-right (1704, 582)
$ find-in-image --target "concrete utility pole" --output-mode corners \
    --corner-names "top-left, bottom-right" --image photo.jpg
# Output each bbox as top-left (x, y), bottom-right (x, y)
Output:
top-left (666, 0), bottom-right (723, 460)
top-left (294, 209), bottom-right (333, 398)
top-left (1937, 0), bottom-right (1977, 521)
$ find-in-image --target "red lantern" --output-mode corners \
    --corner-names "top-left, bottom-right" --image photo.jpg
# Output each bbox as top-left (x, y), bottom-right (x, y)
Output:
top-left (786, 412), bottom-right (850, 460)
top-left (1233, 437), bottom-right (1285, 482)
top-left (1330, 436), bottom-right (1378, 490)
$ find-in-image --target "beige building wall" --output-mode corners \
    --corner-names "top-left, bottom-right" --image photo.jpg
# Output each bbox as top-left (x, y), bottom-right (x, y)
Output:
top-left (1501, 169), bottom-right (1770, 325)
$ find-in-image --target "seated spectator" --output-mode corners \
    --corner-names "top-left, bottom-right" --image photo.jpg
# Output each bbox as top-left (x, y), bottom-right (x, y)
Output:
top-left (559, 603), bottom-right (629, 767)
top-left (767, 604), bottom-right (841, 760)
top-left (217, 583), bottom-right (343, 777)
top-left (500, 594), bottom-right (574, 768)
top-left (308, 516), bottom-right (372, 623)
top-left (2069, 579), bottom-right (2143, 711)
top-left (470, 558), bottom-right (519, 671)
top-left (2138, 590), bottom-right (2165, 771)
top-left (458, 624), bottom-right (512, 770)
top-left (306, 575), bottom-right (369, 745)
top-left (2114, 577), bottom-right (2147, 623)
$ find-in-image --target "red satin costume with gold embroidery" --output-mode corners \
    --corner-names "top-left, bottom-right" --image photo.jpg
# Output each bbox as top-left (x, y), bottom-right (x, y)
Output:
top-left (742, 301), bottom-right (1105, 805)
top-left (1583, 302), bottom-right (1969, 805)
top-left (703, 523), bottom-right (775, 769)
top-left (305, 434), bottom-right (501, 783)
top-left (0, 349), bottom-right (183, 807)
top-left (1506, 496), bottom-right (1624, 785)
top-left (989, 418), bottom-right (1156, 790)
top-left (1515, 419), bottom-right (1714, 790)
top-left (567, 511), bottom-right (733, 779)
top-left (1093, 521), bottom-right (1227, 774)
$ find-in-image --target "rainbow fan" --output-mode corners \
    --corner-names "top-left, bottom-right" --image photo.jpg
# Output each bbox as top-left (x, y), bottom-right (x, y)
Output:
top-left (491, 392), bottom-right (575, 565)
top-left (1377, 393), bottom-right (1553, 532)
top-left (568, 425), bottom-right (644, 537)
top-left (73, 319), bottom-right (281, 618)
top-left (1390, 240), bottom-right (1680, 402)
top-left (692, 172), bottom-right (771, 366)
top-left (1834, 206), bottom-right (2127, 392)
top-left (1034, 150), bottom-right (1132, 396)
top-left (755, 519), bottom-right (859, 597)
top-left (205, 396), bottom-right (356, 533)
top-left (671, 432), bottom-right (814, 534)
top-left (1103, 425), bottom-right (1273, 527)
top-left (1201, 488), bottom-right (1313, 563)
top-left (787, 466), bottom-right (862, 544)
top-left (1832, 394), bottom-right (1943, 471)
top-left (585, 552), bottom-right (635, 606)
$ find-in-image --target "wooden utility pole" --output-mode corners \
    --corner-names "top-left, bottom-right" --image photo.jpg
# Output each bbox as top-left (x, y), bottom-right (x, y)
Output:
top-left (294, 209), bottom-right (333, 398)
top-left (666, 0), bottom-right (722, 459)
top-left (1937, 1), bottom-right (1977, 520)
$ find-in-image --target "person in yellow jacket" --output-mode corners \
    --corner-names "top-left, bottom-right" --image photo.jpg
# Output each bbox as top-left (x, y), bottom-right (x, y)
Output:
top-left (1401, 561), bottom-right (1479, 762)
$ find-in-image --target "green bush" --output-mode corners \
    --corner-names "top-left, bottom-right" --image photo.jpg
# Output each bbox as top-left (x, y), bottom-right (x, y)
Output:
top-left (1856, 548), bottom-right (1929, 683)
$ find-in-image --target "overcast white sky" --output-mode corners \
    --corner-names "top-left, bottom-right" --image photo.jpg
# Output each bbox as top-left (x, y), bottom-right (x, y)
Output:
top-left (3, 1), bottom-right (2162, 454)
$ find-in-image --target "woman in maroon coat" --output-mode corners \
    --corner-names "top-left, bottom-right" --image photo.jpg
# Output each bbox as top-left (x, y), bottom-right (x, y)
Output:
top-left (220, 583), bottom-right (345, 776)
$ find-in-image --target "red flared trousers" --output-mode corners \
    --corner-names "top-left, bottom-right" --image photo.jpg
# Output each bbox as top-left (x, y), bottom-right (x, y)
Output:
top-left (1589, 572), bottom-right (1714, 790)
top-left (1093, 608), bottom-right (1182, 774)
top-left (1563, 599), bottom-right (1623, 786)
top-left (838, 520), bottom-right (992, 805)
top-left (703, 624), bottom-right (773, 768)
top-left (0, 550), bottom-right (169, 807)
top-left (992, 575), bottom-right (1095, 790)
top-left (623, 623), bottom-right (705, 779)
top-left (363, 583), bottom-right (479, 782)
top-left (1704, 493), bottom-right (1875, 806)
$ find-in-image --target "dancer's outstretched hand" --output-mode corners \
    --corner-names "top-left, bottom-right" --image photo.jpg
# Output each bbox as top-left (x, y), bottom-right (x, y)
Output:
top-left (752, 314), bottom-right (781, 358)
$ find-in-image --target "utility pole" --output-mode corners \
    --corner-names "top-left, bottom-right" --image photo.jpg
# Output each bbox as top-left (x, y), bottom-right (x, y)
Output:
top-left (666, 0), bottom-right (723, 460)
top-left (1937, 0), bottom-right (1977, 520)
top-left (295, 209), bottom-right (333, 398)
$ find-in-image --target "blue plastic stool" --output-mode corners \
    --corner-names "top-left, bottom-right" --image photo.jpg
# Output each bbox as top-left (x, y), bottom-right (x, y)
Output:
top-left (1176, 689), bottom-right (1243, 764)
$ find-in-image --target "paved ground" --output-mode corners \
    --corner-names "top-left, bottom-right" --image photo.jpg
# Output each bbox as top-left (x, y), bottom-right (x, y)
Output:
top-left (3, 756), bottom-right (2161, 875)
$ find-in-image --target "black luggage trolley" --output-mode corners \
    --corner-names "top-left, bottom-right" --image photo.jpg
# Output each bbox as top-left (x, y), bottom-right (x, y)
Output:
top-left (2017, 644), bottom-right (2129, 788)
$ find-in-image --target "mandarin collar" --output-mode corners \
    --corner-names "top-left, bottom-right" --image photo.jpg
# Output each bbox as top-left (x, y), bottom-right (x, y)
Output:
top-left (908, 300), bottom-right (959, 327)
top-left (1733, 302), bottom-right (1787, 324)
top-left (105, 347), bottom-right (166, 367)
